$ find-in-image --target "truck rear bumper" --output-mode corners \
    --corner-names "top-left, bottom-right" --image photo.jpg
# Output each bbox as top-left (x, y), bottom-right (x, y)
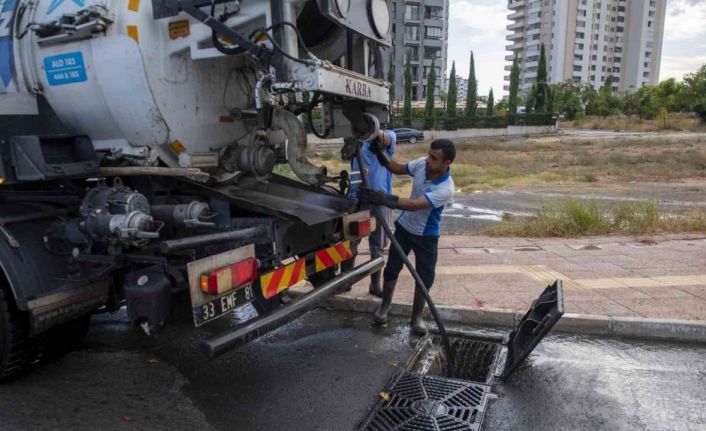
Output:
top-left (199, 256), bottom-right (384, 358)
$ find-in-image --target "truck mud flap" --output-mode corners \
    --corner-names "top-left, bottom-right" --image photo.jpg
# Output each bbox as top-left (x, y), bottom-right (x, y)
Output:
top-left (199, 257), bottom-right (384, 358)
top-left (502, 279), bottom-right (564, 378)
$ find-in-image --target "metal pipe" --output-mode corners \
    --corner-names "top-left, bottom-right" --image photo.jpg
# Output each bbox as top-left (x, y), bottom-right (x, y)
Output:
top-left (199, 257), bottom-right (384, 358)
top-left (159, 226), bottom-right (268, 253)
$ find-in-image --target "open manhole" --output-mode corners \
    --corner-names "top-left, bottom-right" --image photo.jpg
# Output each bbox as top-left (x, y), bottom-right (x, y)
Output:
top-left (359, 281), bottom-right (564, 431)
top-left (358, 372), bottom-right (490, 431)
top-left (410, 335), bottom-right (505, 384)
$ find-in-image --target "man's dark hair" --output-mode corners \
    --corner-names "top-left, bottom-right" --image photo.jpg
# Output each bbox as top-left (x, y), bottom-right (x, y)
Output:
top-left (431, 139), bottom-right (456, 163)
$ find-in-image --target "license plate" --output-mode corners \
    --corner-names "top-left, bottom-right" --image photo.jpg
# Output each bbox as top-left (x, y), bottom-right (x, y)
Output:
top-left (193, 285), bottom-right (253, 326)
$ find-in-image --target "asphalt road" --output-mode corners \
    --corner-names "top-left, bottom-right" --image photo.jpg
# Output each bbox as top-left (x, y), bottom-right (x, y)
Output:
top-left (437, 183), bottom-right (706, 233)
top-left (0, 307), bottom-right (704, 431)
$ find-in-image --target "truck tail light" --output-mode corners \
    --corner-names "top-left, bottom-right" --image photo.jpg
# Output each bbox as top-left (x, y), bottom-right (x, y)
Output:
top-left (349, 218), bottom-right (372, 236)
top-left (200, 258), bottom-right (258, 295)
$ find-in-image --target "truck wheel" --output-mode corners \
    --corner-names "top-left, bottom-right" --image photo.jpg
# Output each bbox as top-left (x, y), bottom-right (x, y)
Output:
top-left (38, 313), bottom-right (91, 362)
top-left (0, 288), bottom-right (30, 381)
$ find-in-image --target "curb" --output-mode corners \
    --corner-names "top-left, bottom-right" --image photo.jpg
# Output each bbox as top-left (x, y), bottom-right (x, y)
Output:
top-left (292, 289), bottom-right (706, 344)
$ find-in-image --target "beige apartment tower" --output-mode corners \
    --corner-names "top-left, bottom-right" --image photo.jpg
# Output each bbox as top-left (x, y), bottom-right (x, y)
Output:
top-left (505, 0), bottom-right (667, 92)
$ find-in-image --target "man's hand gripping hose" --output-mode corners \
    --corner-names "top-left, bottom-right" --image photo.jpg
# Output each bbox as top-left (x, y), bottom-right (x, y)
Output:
top-left (354, 142), bottom-right (456, 378)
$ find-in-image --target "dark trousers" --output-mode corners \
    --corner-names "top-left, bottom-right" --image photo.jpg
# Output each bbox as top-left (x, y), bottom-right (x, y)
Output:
top-left (383, 222), bottom-right (439, 291)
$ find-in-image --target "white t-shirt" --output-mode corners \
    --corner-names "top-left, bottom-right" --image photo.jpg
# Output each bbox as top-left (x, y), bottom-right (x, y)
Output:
top-left (396, 157), bottom-right (454, 237)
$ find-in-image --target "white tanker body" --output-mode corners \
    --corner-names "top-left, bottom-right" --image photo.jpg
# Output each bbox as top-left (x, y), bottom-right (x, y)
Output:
top-left (0, 0), bottom-right (392, 380)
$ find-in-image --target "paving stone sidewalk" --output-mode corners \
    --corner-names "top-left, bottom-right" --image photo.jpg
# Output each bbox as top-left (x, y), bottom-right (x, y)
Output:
top-left (332, 234), bottom-right (706, 322)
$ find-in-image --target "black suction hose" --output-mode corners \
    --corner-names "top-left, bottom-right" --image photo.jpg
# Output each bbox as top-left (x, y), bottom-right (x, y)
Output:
top-left (355, 145), bottom-right (456, 378)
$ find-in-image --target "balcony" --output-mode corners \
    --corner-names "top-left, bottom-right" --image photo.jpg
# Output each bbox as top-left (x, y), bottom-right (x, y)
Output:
top-left (507, 22), bottom-right (524, 31)
top-left (506, 41), bottom-right (525, 51)
top-left (505, 54), bottom-right (522, 61)
top-left (506, 32), bottom-right (524, 41)
top-left (508, 0), bottom-right (525, 9)
top-left (508, 10), bottom-right (525, 20)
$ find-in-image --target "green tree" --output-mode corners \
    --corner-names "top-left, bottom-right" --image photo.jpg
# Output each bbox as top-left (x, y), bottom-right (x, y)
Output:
top-left (403, 55), bottom-right (412, 124)
top-left (424, 59), bottom-right (437, 128)
top-left (683, 64), bottom-right (706, 121)
top-left (551, 79), bottom-right (583, 120)
top-left (531, 43), bottom-right (551, 113)
top-left (387, 53), bottom-right (395, 112)
top-left (508, 54), bottom-right (520, 115)
top-left (447, 61), bottom-right (458, 118)
top-left (465, 52), bottom-right (477, 117)
top-left (486, 88), bottom-right (494, 116)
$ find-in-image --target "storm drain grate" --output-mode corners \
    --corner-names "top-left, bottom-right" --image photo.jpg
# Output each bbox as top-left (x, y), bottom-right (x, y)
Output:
top-left (359, 372), bottom-right (490, 431)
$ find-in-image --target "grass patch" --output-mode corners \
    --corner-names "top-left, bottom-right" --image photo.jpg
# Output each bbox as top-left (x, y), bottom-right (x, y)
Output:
top-left (486, 199), bottom-right (706, 237)
top-left (561, 113), bottom-right (706, 132)
top-left (304, 132), bottom-right (706, 191)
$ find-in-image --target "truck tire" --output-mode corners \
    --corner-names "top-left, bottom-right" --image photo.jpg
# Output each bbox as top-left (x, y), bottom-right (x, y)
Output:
top-left (0, 288), bottom-right (30, 381)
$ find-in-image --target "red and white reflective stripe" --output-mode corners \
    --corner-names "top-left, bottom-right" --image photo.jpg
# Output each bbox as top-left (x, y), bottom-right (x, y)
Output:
top-left (200, 258), bottom-right (258, 295)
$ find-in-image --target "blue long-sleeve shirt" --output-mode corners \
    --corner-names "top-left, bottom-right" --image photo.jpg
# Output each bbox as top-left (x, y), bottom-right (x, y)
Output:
top-left (348, 130), bottom-right (397, 198)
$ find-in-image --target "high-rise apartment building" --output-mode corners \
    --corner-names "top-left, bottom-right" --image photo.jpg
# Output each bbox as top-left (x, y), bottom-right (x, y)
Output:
top-left (390, 0), bottom-right (450, 102)
top-left (505, 0), bottom-right (666, 92)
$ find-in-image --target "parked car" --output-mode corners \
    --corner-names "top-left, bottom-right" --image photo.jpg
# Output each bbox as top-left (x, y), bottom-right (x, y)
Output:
top-left (393, 128), bottom-right (424, 144)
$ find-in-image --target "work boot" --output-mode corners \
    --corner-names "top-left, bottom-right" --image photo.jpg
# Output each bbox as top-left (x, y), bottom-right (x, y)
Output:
top-left (368, 271), bottom-right (382, 298)
top-left (410, 288), bottom-right (428, 336)
top-left (373, 279), bottom-right (397, 324)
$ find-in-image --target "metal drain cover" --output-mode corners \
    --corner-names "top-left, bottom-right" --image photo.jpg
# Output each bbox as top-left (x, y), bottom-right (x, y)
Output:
top-left (359, 372), bottom-right (490, 430)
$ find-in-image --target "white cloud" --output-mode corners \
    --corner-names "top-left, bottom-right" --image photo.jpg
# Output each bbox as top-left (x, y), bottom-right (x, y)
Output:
top-left (447, 0), bottom-right (510, 96)
top-left (661, 0), bottom-right (706, 81)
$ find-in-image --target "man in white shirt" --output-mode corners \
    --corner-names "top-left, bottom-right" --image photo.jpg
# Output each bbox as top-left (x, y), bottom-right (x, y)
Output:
top-left (358, 139), bottom-right (455, 335)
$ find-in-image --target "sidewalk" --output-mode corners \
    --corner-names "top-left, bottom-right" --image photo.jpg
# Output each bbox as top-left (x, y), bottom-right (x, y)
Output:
top-left (292, 233), bottom-right (706, 340)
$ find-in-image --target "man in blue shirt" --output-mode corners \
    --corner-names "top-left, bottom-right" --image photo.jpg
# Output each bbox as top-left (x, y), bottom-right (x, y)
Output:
top-left (347, 129), bottom-right (397, 297)
top-left (358, 139), bottom-right (455, 335)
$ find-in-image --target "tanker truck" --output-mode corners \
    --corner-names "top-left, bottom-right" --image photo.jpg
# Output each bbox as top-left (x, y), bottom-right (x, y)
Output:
top-left (0, 0), bottom-right (393, 379)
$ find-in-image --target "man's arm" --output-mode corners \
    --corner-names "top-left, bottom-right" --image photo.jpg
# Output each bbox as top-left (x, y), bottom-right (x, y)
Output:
top-left (396, 195), bottom-right (430, 211)
top-left (370, 130), bottom-right (407, 175)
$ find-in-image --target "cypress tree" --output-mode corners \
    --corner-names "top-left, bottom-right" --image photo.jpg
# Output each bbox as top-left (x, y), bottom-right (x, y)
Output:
top-left (508, 54), bottom-right (520, 115)
top-left (532, 43), bottom-right (549, 113)
top-left (486, 88), bottom-right (494, 116)
top-left (387, 53), bottom-right (395, 113)
top-left (403, 55), bottom-right (412, 123)
top-left (466, 52), bottom-right (477, 117)
top-left (447, 61), bottom-right (457, 117)
top-left (424, 59), bottom-right (436, 128)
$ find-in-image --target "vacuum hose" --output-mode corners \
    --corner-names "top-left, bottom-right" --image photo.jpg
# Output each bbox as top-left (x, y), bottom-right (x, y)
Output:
top-left (355, 145), bottom-right (456, 378)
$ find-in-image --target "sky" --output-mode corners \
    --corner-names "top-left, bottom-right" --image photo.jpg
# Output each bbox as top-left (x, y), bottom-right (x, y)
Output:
top-left (447, 0), bottom-right (706, 96)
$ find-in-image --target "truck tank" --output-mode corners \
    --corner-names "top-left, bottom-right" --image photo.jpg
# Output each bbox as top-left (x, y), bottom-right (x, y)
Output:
top-left (0, 0), bottom-right (392, 380)
top-left (2, 0), bottom-right (390, 181)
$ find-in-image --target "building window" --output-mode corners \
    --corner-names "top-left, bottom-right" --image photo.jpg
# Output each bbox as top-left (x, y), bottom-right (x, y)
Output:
top-left (411, 66), bottom-right (418, 79)
top-left (614, 46), bottom-right (622, 53)
top-left (425, 26), bottom-right (443, 39)
top-left (573, 65), bottom-right (582, 72)
top-left (405, 25), bottom-right (419, 41)
top-left (424, 46), bottom-right (442, 60)
top-left (575, 43), bottom-right (584, 50)
top-left (616, 26), bottom-right (624, 33)
top-left (574, 54), bottom-right (583, 61)
top-left (576, 32), bottom-right (585, 39)
top-left (406, 46), bottom-right (419, 62)
top-left (405, 4), bottom-right (420, 20)
top-left (424, 6), bottom-right (443, 19)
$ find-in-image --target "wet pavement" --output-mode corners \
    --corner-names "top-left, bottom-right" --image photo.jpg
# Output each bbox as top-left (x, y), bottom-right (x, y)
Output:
top-left (0, 307), bottom-right (705, 430)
